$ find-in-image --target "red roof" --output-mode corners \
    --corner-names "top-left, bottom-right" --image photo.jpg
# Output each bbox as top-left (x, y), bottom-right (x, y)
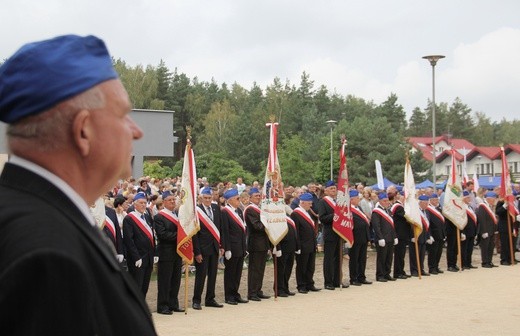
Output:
top-left (505, 144), bottom-right (520, 154)
top-left (407, 135), bottom-right (476, 162)
top-left (467, 146), bottom-right (502, 160)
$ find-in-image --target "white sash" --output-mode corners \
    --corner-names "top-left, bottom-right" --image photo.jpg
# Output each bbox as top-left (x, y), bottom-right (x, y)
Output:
top-left (196, 207), bottom-right (221, 243)
top-left (427, 205), bottom-right (445, 223)
top-left (293, 207), bottom-right (315, 229)
top-left (222, 205), bottom-right (246, 232)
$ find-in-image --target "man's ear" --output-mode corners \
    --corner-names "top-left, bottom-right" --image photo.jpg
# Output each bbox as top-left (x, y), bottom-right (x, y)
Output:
top-left (72, 110), bottom-right (92, 156)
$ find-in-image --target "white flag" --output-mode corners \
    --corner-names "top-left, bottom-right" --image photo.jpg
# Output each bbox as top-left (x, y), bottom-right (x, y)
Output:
top-left (375, 160), bottom-right (384, 190)
top-left (403, 160), bottom-right (423, 236)
top-left (442, 149), bottom-right (468, 230)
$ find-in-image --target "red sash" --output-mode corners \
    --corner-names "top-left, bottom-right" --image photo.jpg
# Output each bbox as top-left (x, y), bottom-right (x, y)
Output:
top-left (420, 211), bottom-right (429, 231)
top-left (351, 206), bottom-right (369, 225)
top-left (479, 203), bottom-right (497, 225)
top-left (244, 203), bottom-right (261, 216)
top-left (104, 216), bottom-right (116, 240)
top-left (222, 206), bottom-right (246, 232)
top-left (196, 207), bottom-right (221, 244)
top-left (390, 202), bottom-right (403, 216)
top-left (427, 205), bottom-right (445, 223)
top-left (293, 207), bottom-right (315, 230)
top-left (128, 212), bottom-right (154, 246)
top-left (373, 207), bottom-right (394, 228)
top-left (286, 216), bottom-right (296, 230)
top-left (323, 196), bottom-right (336, 209)
top-left (158, 209), bottom-right (180, 227)
top-left (466, 208), bottom-right (477, 226)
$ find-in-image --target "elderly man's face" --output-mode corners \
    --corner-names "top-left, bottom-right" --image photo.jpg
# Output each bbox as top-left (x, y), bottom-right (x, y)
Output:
top-left (134, 199), bottom-right (147, 213)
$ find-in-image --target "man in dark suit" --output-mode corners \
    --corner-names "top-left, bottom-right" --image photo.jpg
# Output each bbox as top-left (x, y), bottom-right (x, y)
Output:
top-left (426, 194), bottom-right (446, 274)
top-left (477, 192), bottom-right (498, 268)
top-left (496, 195), bottom-right (515, 265)
top-left (104, 205), bottom-right (125, 263)
top-left (293, 192), bottom-right (320, 293)
top-left (409, 195), bottom-right (432, 276)
top-left (371, 193), bottom-right (397, 282)
top-left (461, 191), bottom-right (478, 269)
top-left (153, 191), bottom-right (184, 314)
top-left (0, 35), bottom-right (156, 335)
top-left (244, 187), bottom-right (271, 301)
top-left (349, 190), bottom-right (372, 285)
top-left (192, 187), bottom-right (224, 309)
top-left (123, 192), bottom-right (157, 297)
top-left (275, 215), bottom-right (300, 297)
top-left (388, 187), bottom-right (411, 279)
top-left (221, 189), bottom-right (249, 305)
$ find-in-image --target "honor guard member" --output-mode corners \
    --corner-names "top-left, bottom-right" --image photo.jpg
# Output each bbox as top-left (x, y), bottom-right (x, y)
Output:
top-left (409, 195), bottom-right (432, 276)
top-left (244, 187), bottom-right (271, 301)
top-left (275, 214), bottom-right (299, 297)
top-left (445, 205), bottom-right (460, 272)
top-left (293, 192), bottom-right (321, 293)
top-left (477, 191), bottom-right (498, 268)
top-left (153, 191), bottom-right (184, 314)
top-left (496, 194), bottom-right (516, 265)
top-left (221, 189), bottom-right (249, 305)
top-left (349, 190), bottom-right (372, 285)
top-left (461, 191), bottom-right (478, 269)
top-left (426, 193), bottom-right (446, 274)
top-left (104, 204), bottom-right (125, 264)
top-left (0, 35), bottom-right (156, 335)
top-left (192, 187), bottom-right (224, 309)
top-left (371, 192), bottom-right (397, 282)
top-left (388, 187), bottom-right (411, 279)
top-left (123, 192), bottom-right (157, 297)
top-left (319, 180), bottom-right (345, 290)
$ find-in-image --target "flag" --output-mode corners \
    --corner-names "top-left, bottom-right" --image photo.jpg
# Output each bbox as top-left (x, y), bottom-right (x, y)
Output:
top-left (500, 146), bottom-right (519, 217)
top-left (333, 137), bottom-right (354, 246)
top-left (177, 139), bottom-right (200, 264)
top-left (375, 160), bottom-right (384, 190)
top-left (473, 172), bottom-right (479, 191)
top-left (462, 148), bottom-right (470, 186)
top-left (260, 121), bottom-right (288, 246)
top-left (442, 149), bottom-right (468, 230)
top-left (403, 158), bottom-right (423, 237)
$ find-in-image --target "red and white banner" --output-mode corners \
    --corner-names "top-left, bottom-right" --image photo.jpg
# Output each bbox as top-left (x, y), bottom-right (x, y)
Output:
top-left (403, 159), bottom-right (423, 237)
top-left (442, 149), bottom-right (468, 230)
top-left (177, 141), bottom-right (200, 264)
top-left (500, 146), bottom-right (519, 218)
top-left (333, 137), bottom-right (354, 246)
top-left (260, 121), bottom-right (288, 246)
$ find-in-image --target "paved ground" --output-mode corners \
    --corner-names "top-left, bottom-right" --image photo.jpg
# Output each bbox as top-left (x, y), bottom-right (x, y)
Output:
top-left (147, 248), bottom-right (520, 336)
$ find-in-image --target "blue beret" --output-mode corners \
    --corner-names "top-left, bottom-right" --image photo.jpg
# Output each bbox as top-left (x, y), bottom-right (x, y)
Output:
top-left (0, 35), bottom-right (118, 123)
top-left (224, 189), bottom-right (239, 200)
top-left (378, 192), bottom-right (388, 200)
top-left (462, 190), bottom-right (470, 197)
top-left (325, 180), bottom-right (336, 188)
top-left (349, 190), bottom-right (359, 198)
top-left (248, 187), bottom-right (260, 195)
top-left (161, 191), bottom-right (173, 199)
top-left (418, 195), bottom-right (429, 201)
top-left (300, 192), bottom-right (313, 201)
top-left (484, 191), bottom-right (497, 198)
top-left (429, 193), bottom-right (438, 199)
top-left (134, 192), bottom-right (147, 201)
top-left (201, 187), bottom-right (212, 195)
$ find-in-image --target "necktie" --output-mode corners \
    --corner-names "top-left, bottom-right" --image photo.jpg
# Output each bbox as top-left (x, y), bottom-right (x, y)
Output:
top-left (207, 206), bottom-right (213, 221)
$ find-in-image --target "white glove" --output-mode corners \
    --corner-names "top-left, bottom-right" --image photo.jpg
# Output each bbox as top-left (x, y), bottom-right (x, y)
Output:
top-left (482, 233), bottom-right (489, 239)
top-left (378, 239), bottom-right (386, 247)
top-left (295, 249), bottom-right (301, 255)
top-left (411, 237), bottom-right (416, 243)
top-left (116, 254), bottom-right (124, 263)
top-left (503, 203), bottom-right (508, 209)
top-left (276, 250), bottom-right (282, 257)
top-left (345, 241), bottom-right (352, 248)
top-left (461, 233), bottom-right (466, 241)
top-left (135, 259), bottom-right (142, 268)
top-left (516, 215), bottom-right (520, 222)
top-left (430, 236), bottom-right (435, 243)
top-left (225, 250), bottom-right (232, 260)
top-left (154, 256), bottom-right (159, 264)
top-left (426, 237), bottom-right (433, 245)
top-left (394, 238), bottom-right (398, 246)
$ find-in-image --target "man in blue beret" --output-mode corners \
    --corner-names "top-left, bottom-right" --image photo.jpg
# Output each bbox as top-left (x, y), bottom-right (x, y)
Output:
top-left (0, 35), bottom-right (155, 335)
top-left (426, 193), bottom-right (446, 274)
top-left (461, 190), bottom-right (478, 269)
top-left (371, 192), bottom-right (397, 282)
top-left (349, 189), bottom-right (372, 285)
top-left (477, 192), bottom-right (498, 268)
top-left (409, 195), bottom-right (432, 276)
top-left (387, 185), bottom-right (412, 280)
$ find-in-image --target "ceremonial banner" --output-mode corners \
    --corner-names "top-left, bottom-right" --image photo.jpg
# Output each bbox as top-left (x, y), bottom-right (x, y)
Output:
top-left (177, 140), bottom-right (200, 264)
top-left (333, 137), bottom-right (354, 246)
top-left (261, 121), bottom-right (288, 246)
top-left (442, 149), bottom-right (468, 230)
top-left (403, 158), bottom-right (423, 237)
top-left (462, 149), bottom-right (470, 186)
top-left (500, 146), bottom-right (519, 217)
top-left (375, 160), bottom-right (384, 190)
top-left (473, 172), bottom-right (479, 191)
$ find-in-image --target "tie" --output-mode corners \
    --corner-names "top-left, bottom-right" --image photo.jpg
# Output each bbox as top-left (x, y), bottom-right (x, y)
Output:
top-left (207, 206), bottom-right (213, 221)
top-left (141, 214), bottom-right (145, 220)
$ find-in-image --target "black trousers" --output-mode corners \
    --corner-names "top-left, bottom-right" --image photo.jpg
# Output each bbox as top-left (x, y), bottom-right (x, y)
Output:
top-left (275, 250), bottom-right (295, 294)
top-left (461, 236), bottom-right (475, 267)
top-left (446, 232), bottom-right (458, 268)
top-left (157, 256), bottom-right (182, 310)
top-left (500, 232), bottom-right (514, 263)
top-left (247, 250), bottom-right (268, 297)
top-left (409, 242), bottom-right (426, 274)
top-left (323, 239), bottom-right (341, 286)
top-left (224, 255), bottom-right (244, 301)
top-left (129, 263), bottom-right (153, 297)
top-left (393, 240), bottom-right (407, 277)
top-left (427, 240), bottom-right (443, 271)
top-left (375, 244), bottom-right (393, 279)
top-left (193, 252), bottom-right (218, 304)
top-left (349, 241), bottom-right (368, 282)
top-left (296, 252), bottom-right (316, 290)
top-left (480, 234), bottom-right (495, 265)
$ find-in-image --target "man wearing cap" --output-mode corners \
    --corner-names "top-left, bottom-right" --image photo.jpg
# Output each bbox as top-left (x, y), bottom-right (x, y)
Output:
top-left (477, 192), bottom-right (498, 268)
top-left (371, 193), bottom-right (397, 282)
top-left (153, 191), bottom-right (184, 314)
top-left (244, 187), bottom-right (271, 301)
top-left (123, 192), bottom-right (157, 297)
top-left (349, 190), bottom-right (372, 285)
top-left (192, 187), bottom-right (224, 309)
top-left (495, 194), bottom-right (517, 266)
top-left (388, 186), bottom-right (411, 279)
top-left (462, 191), bottom-right (478, 269)
top-left (293, 192), bottom-right (320, 293)
top-left (275, 213), bottom-right (300, 297)
top-left (221, 189), bottom-right (249, 305)
top-left (409, 195), bottom-right (432, 276)
top-left (0, 35), bottom-right (155, 334)
top-left (318, 180), bottom-right (345, 290)
top-left (426, 193), bottom-right (446, 274)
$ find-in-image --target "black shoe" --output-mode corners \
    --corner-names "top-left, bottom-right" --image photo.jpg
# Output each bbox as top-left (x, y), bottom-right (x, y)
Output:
top-left (429, 269), bottom-right (439, 275)
top-left (396, 275), bottom-right (408, 279)
top-left (436, 269), bottom-right (444, 273)
top-left (192, 303), bottom-right (202, 310)
top-left (205, 300), bottom-right (223, 308)
top-left (462, 266), bottom-right (470, 270)
top-left (404, 273), bottom-right (412, 278)
top-left (287, 291), bottom-right (296, 296)
top-left (277, 292), bottom-right (289, 297)
top-left (236, 297), bottom-right (249, 303)
top-left (248, 296), bottom-right (261, 302)
top-left (157, 308), bottom-right (173, 315)
top-left (411, 273), bottom-right (419, 277)
top-left (298, 289), bottom-right (309, 294)
top-left (500, 261), bottom-right (512, 266)
top-left (340, 283), bottom-right (350, 288)
top-left (225, 300), bottom-right (238, 305)
top-left (324, 285), bottom-right (335, 290)
top-left (421, 271), bottom-right (430, 276)
top-left (171, 307), bottom-right (185, 313)
top-left (384, 276), bottom-right (396, 281)
top-left (360, 280), bottom-right (372, 285)
top-left (447, 267), bottom-right (458, 272)
top-left (350, 281), bottom-right (362, 286)
top-left (308, 286), bottom-right (322, 292)
top-left (491, 263), bottom-right (499, 267)
top-left (482, 264), bottom-right (493, 268)
top-left (258, 293), bottom-right (271, 299)
top-left (469, 265), bottom-right (478, 269)
top-left (376, 277), bottom-right (388, 282)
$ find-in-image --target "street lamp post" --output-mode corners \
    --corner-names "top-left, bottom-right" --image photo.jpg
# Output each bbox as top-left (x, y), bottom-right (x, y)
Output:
top-left (326, 120), bottom-right (337, 181)
top-left (422, 55), bottom-right (445, 187)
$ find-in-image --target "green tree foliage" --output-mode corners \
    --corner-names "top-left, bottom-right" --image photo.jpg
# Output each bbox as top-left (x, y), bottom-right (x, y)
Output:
top-left (143, 160), bottom-right (174, 179)
top-left (278, 134), bottom-right (315, 186)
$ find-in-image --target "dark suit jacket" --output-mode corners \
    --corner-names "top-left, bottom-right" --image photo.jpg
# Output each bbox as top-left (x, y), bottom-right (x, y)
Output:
top-left (280, 221), bottom-right (299, 253)
top-left (476, 203), bottom-right (497, 236)
top-left (244, 204), bottom-right (270, 252)
top-left (220, 206), bottom-right (247, 257)
top-left (426, 205), bottom-right (445, 241)
top-left (371, 205), bottom-right (396, 243)
top-left (291, 209), bottom-right (316, 254)
top-left (390, 202), bottom-right (412, 240)
top-left (463, 208), bottom-right (477, 237)
top-left (352, 206), bottom-right (370, 244)
top-left (104, 206), bottom-right (124, 255)
top-left (496, 200), bottom-right (512, 233)
top-left (153, 211), bottom-right (182, 262)
top-left (0, 163), bottom-right (156, 335)
top-left (193, 204), bottom-right (221, 256)
top-left (123, 212), bottom-right (156, 267)
top-left (318, 197), bottom-right (339, 242)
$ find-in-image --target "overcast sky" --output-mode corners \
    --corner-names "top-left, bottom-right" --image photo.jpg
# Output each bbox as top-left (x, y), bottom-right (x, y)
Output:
top-left (2, 0), bottom-right (519, 122)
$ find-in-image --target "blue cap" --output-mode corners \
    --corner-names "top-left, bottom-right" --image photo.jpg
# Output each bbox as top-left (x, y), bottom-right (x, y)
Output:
top-left (349, 190), bottom-right (359, 198)
top-left (325, 180), bottom-right (336, 188)
top-left (378, 192), bottom-right (388, 200)
top-left (463, 190), bottom-right (470, 197)
top-left (201, 187), bottom-right (212, 195)
top-left (0, 35), bottom-right (118, 123)
top-left (429, 193), bottom-right (438, 199)
top-left (300, 192), bottom-right (313, 201)
top-left (484, 191), bottom-right (497, 198)
top-left (248, 187), bottom-right (260, 195)
top-left (134, 192), bottom-right (147, 201)
top-left (224, 189), bottom-right (239, 200)
top-left (161, 191), bottom-right (173, 199)
top-left (418, 195), bottom-right (429, 201)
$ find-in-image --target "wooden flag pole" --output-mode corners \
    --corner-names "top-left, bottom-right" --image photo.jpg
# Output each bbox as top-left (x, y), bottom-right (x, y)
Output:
top-left (273, 253), bottom-right (278, 300)
top-left (184, 264), bottom-right (189, 314)
top-left (507, 214), bottom-right (515, 265)
top-left (339, 238), bottom-right (344, 291)
top-left (456, 228), bottom-right (462, 271)
top-left (414, 229), bottom-right (421, 280)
